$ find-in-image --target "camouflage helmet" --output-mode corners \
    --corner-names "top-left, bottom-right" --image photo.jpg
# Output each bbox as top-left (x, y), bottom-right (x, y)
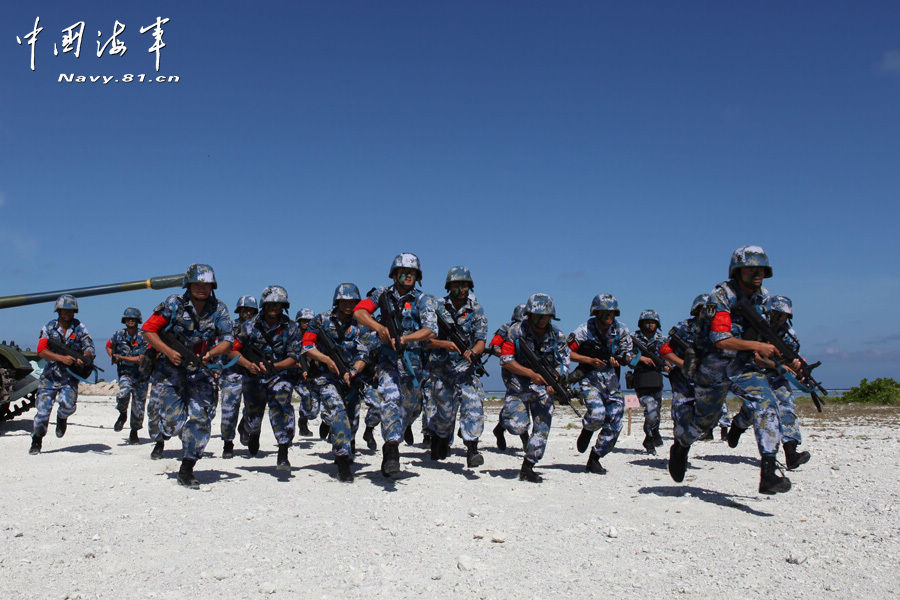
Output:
top-left (511, 303), bottom-right (527, 322)
top-left (295, 307), bottom-right (315, 321)
top-left (590, 294), bottom-right (619, 316)
top-left (524, 293), bottom-right (559, 320)
top-left (690, 294), bottom-right (711, 316)
top-left (235, 295), bottom-right (259, 313)
top-left (767, 295), bottom-right (793, 317)
top-left (54, 294), bottom-right (78, 313)
top-left (389, 252), bottom-right (422, 283)
top-left (333, 283), bottom-right (361, 305)
top-left (638, 309), bottom-right (660, 327)
top-left (260, 285), bottom-right (289, 308)
top-left (183, 263), bottom-right (217, 289)
top-left (728, 245), bottom-right (773, 279)
top-left (445, 266), bottom-right (474, 290)
top-left (121, 307), bottom-right (142, 324)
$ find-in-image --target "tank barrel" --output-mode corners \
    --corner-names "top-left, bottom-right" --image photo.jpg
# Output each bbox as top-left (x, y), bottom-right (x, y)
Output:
top-left (0, 274), bottom-right (184, 309)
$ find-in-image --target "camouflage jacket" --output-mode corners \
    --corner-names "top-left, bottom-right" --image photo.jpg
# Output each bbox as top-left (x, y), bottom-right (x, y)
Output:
top-left (709, 279), bottom-right (770, 372)
top-left (631, 329), bottom-right (665, 373)
top-left (109, 328), bottom-right (147, 378)
top-left (568, 317), bottom-right (637, 374)
top-left (38, 318), bottom-right (95, 384)
top-left (237, 313), bottom-right (301, 383)
top-left (429, 293), bottom-right (488, 375)
top-left (359, 284), bottom-right (437, 373)
top-left (501, 320), bottom-right (570, 393)
top-left (302, 309), bottom-right (367, 385)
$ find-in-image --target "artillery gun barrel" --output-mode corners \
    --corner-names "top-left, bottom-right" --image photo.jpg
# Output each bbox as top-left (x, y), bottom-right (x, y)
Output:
top-left (0, 274), bottom-right (184, 309)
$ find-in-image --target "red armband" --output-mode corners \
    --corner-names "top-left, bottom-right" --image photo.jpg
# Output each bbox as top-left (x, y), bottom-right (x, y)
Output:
top-left (106, 339), bottom-right (113, 349)
top-left (500, 340), bottom-right (516, 356)
top-left (37, 338), bottom-right (49, 353)
top-left (302, 331), bottom-right (318, 346)
top-left (659, 342), bottom-right (674, 355)
top-left (142, 313), bottom-right (169, 333)
top-left (489, 334), bottom-right (504, 347)
top-left (711, 311), bottom-right (732, 333)
top-left (354, 298), bottom-right (376, 313)
top-left (232, 339), bottom-right (243, 352)
top-left (569, 340), bottom-right (579, 352)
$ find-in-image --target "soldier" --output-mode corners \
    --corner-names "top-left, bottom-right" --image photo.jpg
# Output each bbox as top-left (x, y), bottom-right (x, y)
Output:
top-left (301, 283), bottom-right (369, 482)
top-left (233, 286), bottom-right (301, 471)
top-left (294, 307), bottom-right (321, 438)
top-left (107, 307), bottom-right (149, 444)
top-left (353, 252), bottom-right (437, 477)
top-left (141, 264), bottom-right (233, 488)
top-left (29, 295), bottom-right (95, 454)
top-left (426, 267), bottom-right (488, 467)
top-left (668, 246), bottom-right (795, 494)
top-left (569, 294), bottom-right (646, 474)
top-left (359, 329), bottom-right (383, 452)
top-left (219, 295), bottom-right (258, 458)
top-left (727, 295), bottom-right (811, 470)
top-left (489, 303), bottom-right (530, 452)
top-left (498, 293), bottom-right (569, 482)
top-left (630, 309), bottom-right (668, 454)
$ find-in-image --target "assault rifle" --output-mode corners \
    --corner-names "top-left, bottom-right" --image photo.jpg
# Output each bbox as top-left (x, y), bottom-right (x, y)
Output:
top-left (157, 330), bottom-right (220, 377)
top-left (239, 343), bottom-right (278, 376)
top-left (515, 338), bottom-right (581, 417)
top-left (630, 335), bottom-right (667, 370)
top-left (316, 328), bottom-right (365, 391)
top-left (733, 297), bottom-right (826, 412)
top-left (436, 309), bottom-right (488, 377)
top-left (377, 292), bottom-right (419, 385)
top-left (565, 340), bottom-right (627, 385)
top-left (666, 330), bottom-right (700, 379)
top-left (46, 338), bottom-right (102, 382)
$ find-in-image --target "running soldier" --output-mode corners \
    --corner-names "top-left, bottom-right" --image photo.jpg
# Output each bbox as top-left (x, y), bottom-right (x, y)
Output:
top-left (490, 303), bottom-right (530, 452)
top-left (220, 295), bottom-right (258, 458)
top-left (141, 264), bottom-right (233, 488)
top-left (294, 307), bottom-right (320, 438)
top-left (630, 309), bottom-right (668, 454)
top-left (353, 252), bottom-right (437, 477)
top-left (107, 307), bottom-right (149, 444)
top-left (359, 329), bottom-right (383, 452)
top-left (29, 295), bottom-right (95, 454)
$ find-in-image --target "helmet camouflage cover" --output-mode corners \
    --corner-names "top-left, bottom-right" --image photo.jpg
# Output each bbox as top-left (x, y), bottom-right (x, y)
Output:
top-left (235, 295), bottom-right (259, 313)
top-left (54, 294), bottom-right (79, 313)
top-left (590, 294), bottom-right (619, 316)
top-left (525, 293), bottom-right (559, 320)
top-left (260, 285), bottom-right (289, 308)
top-left (121, 307), bottom-right (142, 323)
top-left (638, 309), bottom-right (660, 326)
top-left (183, 263), bottom-right (217, 289)
top-left (445, 266), bottom-right (474, 290)
top-left (728, 245), bottom-right (772, 279)
top-left (767, 295), bottom-right (793, 316)
top-left (295, 307), bottom-right (315, 321)
top-left (389, 252), bottom-right (422, 283)
top-left (511, 303), bottom-right (527, 322)
top-left (690, 294), bottom-right (711, 316)
top-left (333, 283), bottom-right (361, 305)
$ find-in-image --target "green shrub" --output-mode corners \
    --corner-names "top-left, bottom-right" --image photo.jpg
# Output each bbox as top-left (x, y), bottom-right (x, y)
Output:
top-left (839, 378), bottom-right (900, 405)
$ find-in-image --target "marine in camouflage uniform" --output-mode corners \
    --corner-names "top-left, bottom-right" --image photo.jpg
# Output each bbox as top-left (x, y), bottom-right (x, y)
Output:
top-left (219, 295), bottom-right (258, 459)
top-left (294, 307), bottom-right (321, 438)
top-left (234, 286), bottom-right (301, 472)
top-left (630, 309), bottom-right (669, 453)
top-left (353, 252), bottom-right (437, 477)
top-left (301, 283), bottom-right (369, 482)
top-left (727, 295), bottom-right (811, 470)
top-left (107, 307), bottom-right (149, 444)
top-left (29, 295), bottom-right (95, 454)
top-left (359, 329), bottom-right (383, 451)
top-left (489, 303), bottom-right (530, 452)
top-left (142, 264), bottom-right (233, 488)
top-left (426, 267), bottom-right (489, 468)
top-left (569, 294), bottom-right (645, 474)
top-left (668, 246), bottom-right (793, 494)
top-left (499, 293), bottom-right (570, 483)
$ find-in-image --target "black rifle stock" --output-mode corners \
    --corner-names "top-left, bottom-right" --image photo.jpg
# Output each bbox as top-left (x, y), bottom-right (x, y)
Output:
top-left (630, 335), bottom-right (667, 370)
top-left (157, 330), bottom-right (218, 376)
top-left (316, 328), bottom-right (365, 392)
top-left (436, 309), bottom-right (488, 377)
top-left (565, 340), bottom-right (626, 385)
top-left (377, 293), bottom-right (405, 354)
top-left (666, 330), bottom-right (700, 379)
top-left (515, 338), bottom-right (581, 417)
top-left (46, 338), bottom-right (101, 380)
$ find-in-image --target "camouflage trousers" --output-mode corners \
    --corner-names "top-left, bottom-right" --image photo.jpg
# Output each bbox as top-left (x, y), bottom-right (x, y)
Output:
top-left (420, 373), bottom-right (434, 435)
top-left (295, 380), bottom-right (326, 424)
top-left (363, 384), bottom-right (382, 428)
top-left (428, 370), bottom-right (485, 441)
top-left (733, 379), bottom-right (800, 444)
top-left (679, 357), bottom-right (781, 457)
top-left (312, 380), bottom-right (361, 457)
top-left (500, 384), bottom-right (554, 464)
top-left (115, 373), bottom-right (149, 431)
top-left (243, 377), bottom-right (295, 445)
top-left (153, 372), bottom-right (218, 461)
top-left (637, 389), bottom-right (663, 436)
top-left (378, 366), bottom-right (422, 443)
top-left (146, 383), bottom-right (164, 442)
top-left (33, 380), bottom-right (78, 438)
top-left (219, 372), bottom-right (243, 442)
top-left (580, 373), bottom-right (625, 458)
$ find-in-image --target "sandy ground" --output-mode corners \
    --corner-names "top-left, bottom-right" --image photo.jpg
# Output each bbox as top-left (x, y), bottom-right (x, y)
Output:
top-left (1, 396), bottom-right (898, 600)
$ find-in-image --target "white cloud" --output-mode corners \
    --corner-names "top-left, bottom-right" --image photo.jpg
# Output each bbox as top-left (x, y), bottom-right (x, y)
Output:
top-left (880, 50), bottom-right (900, 73)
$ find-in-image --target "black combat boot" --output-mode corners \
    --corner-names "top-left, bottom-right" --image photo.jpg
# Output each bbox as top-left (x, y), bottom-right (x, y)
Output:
top-left (430, 435), bottom-right (442, 461)
top-left (727, 423), bottom-right (746, 448)
top-left (464, 440), bottom-right (484, 468)
top-left (350, 439), bottom-right (356, 458)
top-left (29, 436), bottom-right (42, 455)
top-left (652, 428), bottom-right (664, 447)
top-left (759, 456), bottom-right (791, 494)
top-left (422, 433), bottom-right (432, 447)
top-left (493, 421), bottom-right (507, 451)
top-left (519, 432), bottom-right (530, 450)
top-left (150, 440), bottom-right (164, 460)
top-left (336, 454), bottom-right (354, 483)
top-left (403, 425), bottom-right (414, 445)
top-left (276, 444), bottom-right (290, 471)
top-left (381, 441), bottom-right (401, 476)
top-left (698, 428), bottom-right (713, 441)
top-left (319, 421), bottom-right (331, 440)
top-left (585, 449), bottom-right (607, 474)
top-left (114, 410), bottom-right (127, 432)
top-left (719, 426), bottom-right (728, 441)
top-left (518, 458), bottom-right (542, 483)
top-left (177, 459), bottom-right (200, 489)
top-left (642, 434), bottom-right (657, 455)
top-left (296, 417), bottom-right (313, 437)
top-left (248, 432), bottom-right (260, 457)
top-left (127, 429), bottom-right (139, 445)
top-left (576, 428), bottom-right (593, 453)
top-left (238, 416), bottom-right (249, 446)
top-left (363, 426), bottom-right (377, 451)
top-left (55, 418), bottom-right (67, 438)
top-left (668, 440), bottom-right (690, 483)
top-left (222, 440), bottom-right (234, 459)
top-left (783, 441), bottom-right (811, 471)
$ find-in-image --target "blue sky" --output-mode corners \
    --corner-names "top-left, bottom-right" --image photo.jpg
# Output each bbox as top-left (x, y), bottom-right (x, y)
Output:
top-left (1, 2), bottom-right (898, 388)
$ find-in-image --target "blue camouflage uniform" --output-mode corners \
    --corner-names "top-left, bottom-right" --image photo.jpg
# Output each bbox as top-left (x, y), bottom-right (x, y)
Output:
top-left (144, 293), bottom-right (233, 461)
top-left (665, 317), bottom-right (720, 441)
top-left (34, 319), bottom-right (95, 438)
top-left (301, 310), bottom-right (368, 457)
top-left (428, 293), bottom-right (488, 442)
top-left (500, 321), bottom-right (570, 464)
top-left (219, 319), bottom-right (248, 443)
top-left (359, 285), bottom-right (437, 443)
top-left (358, 330), bottom-right (383, 430)
top-left (236, 314), bottom-right (302, 446)
top-left (109, 328), bottom-right (149, 431)
top-left (679, 281), bottom-right (782, 457)
top-left (631, 328), bottom-right (666, 438)
top-left (569, 318), bottom-right (636, 459)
